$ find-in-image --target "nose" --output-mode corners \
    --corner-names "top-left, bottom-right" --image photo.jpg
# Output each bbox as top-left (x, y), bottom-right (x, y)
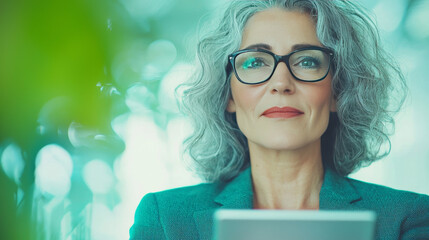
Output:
top-left (268, 62), bottom-right (296, 95)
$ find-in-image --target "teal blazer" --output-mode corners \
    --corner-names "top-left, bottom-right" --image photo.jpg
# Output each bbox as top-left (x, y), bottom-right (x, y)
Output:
top-left (130, 168), bottom-right (429, 240)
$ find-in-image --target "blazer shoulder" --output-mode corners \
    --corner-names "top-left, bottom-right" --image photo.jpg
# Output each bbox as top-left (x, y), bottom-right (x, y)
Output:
top-left (130, 182), bottom-right (227, 239)
top-left (151, 181), bottom-right (226, 210)
top-left (346, 177), bottom-right (429, 207)
top-left (347, 178), bottom-right (429, 239)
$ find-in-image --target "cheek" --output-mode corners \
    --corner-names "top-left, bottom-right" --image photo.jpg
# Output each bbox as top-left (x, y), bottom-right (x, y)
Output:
top-left (230, 78), bottom-right (262, 114)
top-left (303, 82), bottom-right (333, 131)
top-left (310, 88), bottom-right (332, 108)
top-left (305, 77), bottom-right (334, 111)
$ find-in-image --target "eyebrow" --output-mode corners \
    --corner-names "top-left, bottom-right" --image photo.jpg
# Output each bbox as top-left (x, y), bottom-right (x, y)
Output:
top-left (242, 43), bottom-right (322, 52)
top-left (242, 43), bottom-right (272, 50)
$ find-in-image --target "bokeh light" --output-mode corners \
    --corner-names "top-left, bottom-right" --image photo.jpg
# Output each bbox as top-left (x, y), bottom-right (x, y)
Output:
top-left (146, 39), bottom-right (177, 72)
top-left (405, 1), bottom-right (429, 40)
top-left (159, 62), bottom-right (194, 113)
top-left (35, 144), bottom-right (73, 197)
top-left (373, 0), bottom-right (406, 33)
top-left (83, 160), bottom-right (115, 194)
top-left (1, 143), bottom-right (25, 185)
top-left (125, 84), bottom-right (157, 113)
top-left (89, 203), bottom-right (115, 240)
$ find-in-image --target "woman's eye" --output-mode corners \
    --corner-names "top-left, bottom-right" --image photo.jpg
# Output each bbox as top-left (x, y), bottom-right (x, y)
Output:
top-left (242, 57), bottom-right (266, 69)
top-left (295, 57), bottom-right (321, 69)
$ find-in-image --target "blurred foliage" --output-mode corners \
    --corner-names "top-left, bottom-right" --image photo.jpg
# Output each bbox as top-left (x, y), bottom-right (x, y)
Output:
top-left (1, 0), bottom-right (116, 146)
top-left (0, 0), bottom-right (135, 239)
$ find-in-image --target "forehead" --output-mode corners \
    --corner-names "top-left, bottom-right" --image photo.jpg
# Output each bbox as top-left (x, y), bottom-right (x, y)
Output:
top-left (240, 8), bottom-right (321, 52)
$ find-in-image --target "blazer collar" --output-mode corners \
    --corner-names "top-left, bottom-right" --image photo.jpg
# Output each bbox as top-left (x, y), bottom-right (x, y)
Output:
top-left (214, 167), bottom-right (254, 208)
top-left (193, 168), bottom-right (253, 239)
top-left (212, 167), bottom-right (363, 208)
top-left (194, 167), bottom-right (362, 239)
top-left (320, 168), bottom-right (362, 209)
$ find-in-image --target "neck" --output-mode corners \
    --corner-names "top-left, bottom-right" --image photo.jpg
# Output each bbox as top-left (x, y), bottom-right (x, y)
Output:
top-left (250, 139), bottom-right (324, 210)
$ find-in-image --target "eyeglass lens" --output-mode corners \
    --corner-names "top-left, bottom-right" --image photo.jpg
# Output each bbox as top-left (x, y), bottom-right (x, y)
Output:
top-left (234, 49), bottom-right (330, 83)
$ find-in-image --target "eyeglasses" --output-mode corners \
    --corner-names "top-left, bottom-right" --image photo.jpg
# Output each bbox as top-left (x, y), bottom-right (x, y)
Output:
top-left (228, 46), bottom-right (334, 85)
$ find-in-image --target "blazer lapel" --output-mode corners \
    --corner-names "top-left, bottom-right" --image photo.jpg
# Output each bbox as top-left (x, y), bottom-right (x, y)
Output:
top-left (193, 167), bottom-right (253, 239)
top-left (320, 168), bottom-right (362, 209)
top-left (213, 167), bottom-right (254, 209)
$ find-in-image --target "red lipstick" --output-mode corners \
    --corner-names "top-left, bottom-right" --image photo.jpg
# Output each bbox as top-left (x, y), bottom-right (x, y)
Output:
top-left (262, 107), bottom-right (304, 118)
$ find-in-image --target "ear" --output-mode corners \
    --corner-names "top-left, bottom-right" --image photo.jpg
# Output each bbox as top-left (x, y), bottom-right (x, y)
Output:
top-left (226, 97), bottom-right (236, 113)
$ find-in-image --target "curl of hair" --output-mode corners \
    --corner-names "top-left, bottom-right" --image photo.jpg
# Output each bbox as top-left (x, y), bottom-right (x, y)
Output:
top-left (179, 0), bottom-right (407, 182)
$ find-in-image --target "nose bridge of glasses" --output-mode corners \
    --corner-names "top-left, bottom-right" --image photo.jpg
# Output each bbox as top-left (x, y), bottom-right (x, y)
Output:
top-left (270, 54), bottom-right (295, 83)
top-left (277, 54), bottom-right (291, 67)
top-left (272, 54), bottom-right (293, 76)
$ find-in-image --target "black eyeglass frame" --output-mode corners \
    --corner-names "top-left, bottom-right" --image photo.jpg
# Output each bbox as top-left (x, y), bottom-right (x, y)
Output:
top-left (228, 46), bottom-right (334, 85)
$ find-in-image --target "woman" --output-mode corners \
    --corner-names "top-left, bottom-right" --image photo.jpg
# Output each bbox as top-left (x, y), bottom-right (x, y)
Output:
top-left (130, 0), bottom-right (429, 239)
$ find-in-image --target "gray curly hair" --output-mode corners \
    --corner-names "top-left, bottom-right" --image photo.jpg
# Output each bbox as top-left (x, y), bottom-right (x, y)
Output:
top-left (179, 0), bottom-right (407, 182)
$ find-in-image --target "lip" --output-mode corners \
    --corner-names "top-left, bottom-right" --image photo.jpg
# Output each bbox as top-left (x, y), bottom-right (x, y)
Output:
top-left (262, 106), bottom-right (304, 119)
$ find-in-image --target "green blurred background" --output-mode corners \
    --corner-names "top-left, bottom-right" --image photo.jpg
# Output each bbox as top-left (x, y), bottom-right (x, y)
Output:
top-left (0, 0), bottom-right (428, 239)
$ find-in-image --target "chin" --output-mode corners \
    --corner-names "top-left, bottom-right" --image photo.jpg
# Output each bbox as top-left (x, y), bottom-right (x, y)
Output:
top-left (258, 139), bottom-right (308, 151)
top-left (252, 135), bottom-right (322, 152)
